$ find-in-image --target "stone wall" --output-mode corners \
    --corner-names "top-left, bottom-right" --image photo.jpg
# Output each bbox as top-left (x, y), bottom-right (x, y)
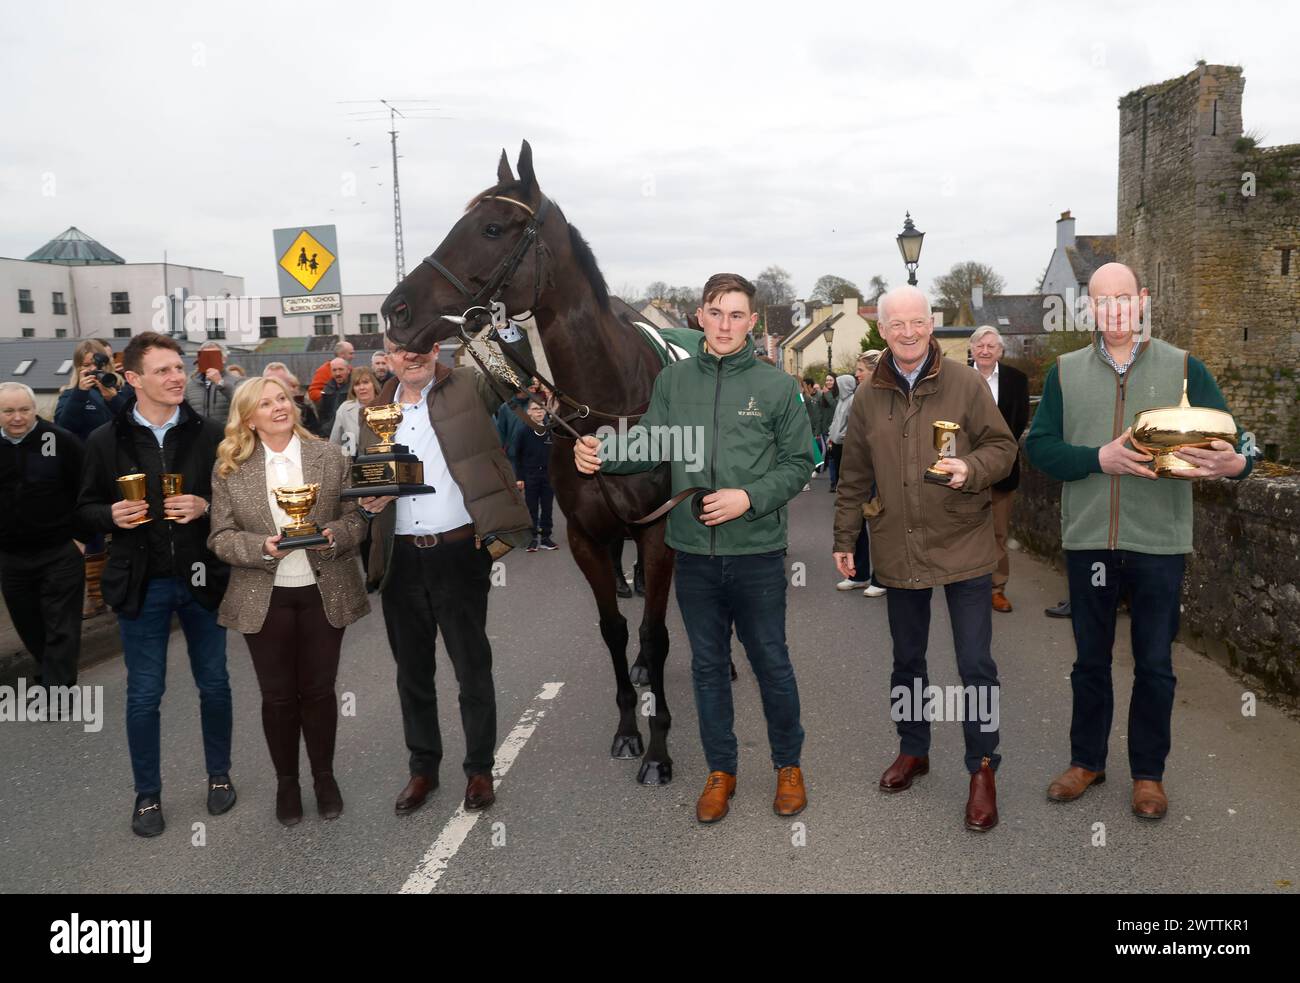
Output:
top-left (1011, 439), bottom-right (1300, 704)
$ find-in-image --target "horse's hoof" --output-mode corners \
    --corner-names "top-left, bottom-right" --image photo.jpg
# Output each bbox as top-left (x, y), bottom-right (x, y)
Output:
top-left (637, 759), bottom-right (673, 786)
top-left (611, 733), bottom-right (644, 759)
top-left (629, 664), bottom-right (651, 687)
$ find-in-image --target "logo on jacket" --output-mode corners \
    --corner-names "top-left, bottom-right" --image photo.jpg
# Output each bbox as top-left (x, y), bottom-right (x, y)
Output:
top-left (737, 396), bottom-right (763, 418)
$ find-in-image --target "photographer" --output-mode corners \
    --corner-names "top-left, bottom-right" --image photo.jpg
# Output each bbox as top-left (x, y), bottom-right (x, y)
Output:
top-left (55, 340), bottom-right (130, 441)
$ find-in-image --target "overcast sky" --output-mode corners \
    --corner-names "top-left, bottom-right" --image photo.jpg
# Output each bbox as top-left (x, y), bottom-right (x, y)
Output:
top-left (3, 0), bottom-right (1297, 305)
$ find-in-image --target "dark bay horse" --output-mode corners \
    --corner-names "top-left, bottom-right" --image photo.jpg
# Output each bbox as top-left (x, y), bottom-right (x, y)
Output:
top-left (380, 141), bottom-right (679, 785)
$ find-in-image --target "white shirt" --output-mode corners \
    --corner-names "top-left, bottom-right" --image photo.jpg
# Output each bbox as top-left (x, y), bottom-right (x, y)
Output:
top-left (394, 379), bottom-right (473, 536)
top-left (263, 434), bottom-right (316, 587)
top-left (980, 361), bottom-right (1000, 404)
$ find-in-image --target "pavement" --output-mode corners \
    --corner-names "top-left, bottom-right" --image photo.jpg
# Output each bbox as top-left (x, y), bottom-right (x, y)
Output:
top-left (1, 470), bottom-right (1297, 894)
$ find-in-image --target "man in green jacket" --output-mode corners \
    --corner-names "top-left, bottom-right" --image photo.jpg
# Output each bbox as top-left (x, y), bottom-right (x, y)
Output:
top-left (575, 273), bottom-right (813, 825)
top-left (1026, 262), bottom-right (1251, 821)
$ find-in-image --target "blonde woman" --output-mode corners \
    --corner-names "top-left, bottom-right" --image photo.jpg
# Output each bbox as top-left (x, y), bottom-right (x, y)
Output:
top-left (207, 376), bottom-right (371, 826)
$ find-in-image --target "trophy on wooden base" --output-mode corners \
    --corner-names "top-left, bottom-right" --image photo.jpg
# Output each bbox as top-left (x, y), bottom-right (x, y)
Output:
top-left (340, 403), bottom-right (437, 498)
top-left (273, 484), bottom-right (330, 549)
top-left (923, 421), bottom-right (962, 485)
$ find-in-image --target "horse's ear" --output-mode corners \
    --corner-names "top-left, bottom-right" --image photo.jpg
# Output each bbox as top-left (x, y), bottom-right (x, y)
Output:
top-left (497, 149), bottom-right (514, 184)
top-left (517, 139), bottom-right (536, 194)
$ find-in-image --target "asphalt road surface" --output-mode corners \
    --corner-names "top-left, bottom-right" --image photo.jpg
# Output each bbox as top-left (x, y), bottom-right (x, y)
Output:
top-left (2, 472), bottom-right (1297, 894)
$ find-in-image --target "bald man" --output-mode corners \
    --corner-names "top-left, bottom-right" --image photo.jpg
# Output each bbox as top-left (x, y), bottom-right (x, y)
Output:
top-left (315, 357), bottom-right (352, 438)
top-left (1025, 262), bottom-right (1251, 821)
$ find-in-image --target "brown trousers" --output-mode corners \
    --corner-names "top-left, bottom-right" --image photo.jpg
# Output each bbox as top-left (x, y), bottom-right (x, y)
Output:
top-left (991, 488), bottom-right (1013, 589)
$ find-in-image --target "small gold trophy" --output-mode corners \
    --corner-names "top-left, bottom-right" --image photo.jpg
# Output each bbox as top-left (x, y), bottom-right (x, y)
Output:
top-left (161, 473), bottom-right (184, 520)
top-left (923, 421), bottom-right (962, 485)
top-left (116, 473), bottom-right (153, 524)
top-left (273, 484), bottom-right (329, 549)
top-left (340, 403), bottom-right (436, 498)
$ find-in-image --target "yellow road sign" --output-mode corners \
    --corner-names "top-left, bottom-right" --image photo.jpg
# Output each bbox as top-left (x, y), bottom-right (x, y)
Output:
top-left (278, 230), bottom-right (336, 292)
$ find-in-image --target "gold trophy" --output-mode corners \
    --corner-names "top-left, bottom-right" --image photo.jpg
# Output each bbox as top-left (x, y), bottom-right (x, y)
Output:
top-left (1130, 380), bottom-right (1238, 479)
top-left (924, 421), bottom-right (962, 485)
top-left (116, 473), bottom-right (152, 524)
top-left (161, 473), bottom-right (184, 520)
top-left (273, 484), bottom-right (329, 549)
top-left (340, 403), bottom-right (436, 498)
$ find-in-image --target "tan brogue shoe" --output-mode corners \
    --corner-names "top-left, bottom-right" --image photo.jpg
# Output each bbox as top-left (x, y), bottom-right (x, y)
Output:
top-left (1132, 780), bottom-right (1168, 821)
top-left (696, 771), bottom-right (736, 824)
top-left (773, 766), bottom-right (807, 817)
top-left (1046, 765), bottom-right (1106, 802)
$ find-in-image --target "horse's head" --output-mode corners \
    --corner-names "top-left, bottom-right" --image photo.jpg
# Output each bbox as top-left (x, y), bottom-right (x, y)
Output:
top-left (382, 140), bottom-right (557, 354)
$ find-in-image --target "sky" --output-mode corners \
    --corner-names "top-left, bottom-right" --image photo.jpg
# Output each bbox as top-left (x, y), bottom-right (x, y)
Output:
top-left (3, 0), bottom-right (1298, 304)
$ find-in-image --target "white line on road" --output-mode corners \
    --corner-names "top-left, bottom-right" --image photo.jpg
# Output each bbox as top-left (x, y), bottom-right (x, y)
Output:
top-left (399, 681), bottom-right (565, 894)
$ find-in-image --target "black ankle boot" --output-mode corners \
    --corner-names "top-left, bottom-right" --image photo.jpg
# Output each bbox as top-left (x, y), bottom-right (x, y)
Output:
top-left (276, 777), bottom-right (303, 827)
top-left (313, 772), bottom-right (343, 820)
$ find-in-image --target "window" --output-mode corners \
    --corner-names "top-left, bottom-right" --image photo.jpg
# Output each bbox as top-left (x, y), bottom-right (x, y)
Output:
top-left (313, 315), bottom-right (333, 336)
top-left (57, 359), bottom-right (73, 374)
top-left (18, 289), bottom-right (34, 314)
top-left (55, 328), bottom-right (67, 339)
top-left (110, 291), bottom-right (130, 314)
top-left (1282, 248), bottom-right (1292, 276)
top-left (359, 313), bottom-right (379, 334)
top-left (13, 360), bottom-right (33, 375)
top-left (21, 328), bottom-right (35, 338)
top-left (207, 318), bottom-right (225, 340)
top-left (52, 291), bottom-right (67, 315)
top-left (259, 316), bottom-right (278, 339)
top-left (113, 327), bottom-right (130, 339)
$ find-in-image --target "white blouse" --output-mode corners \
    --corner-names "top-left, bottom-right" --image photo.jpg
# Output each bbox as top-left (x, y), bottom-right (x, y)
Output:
top-left (263, 435), bottom-right (317, 588)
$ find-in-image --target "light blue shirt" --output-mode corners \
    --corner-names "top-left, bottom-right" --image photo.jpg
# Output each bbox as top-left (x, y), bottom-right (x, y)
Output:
top-left (902, 361), bottom-right (927, 389)
top-left (2, 424), bottom-right (35, 445)
top-left (132, 405), bottom-right (181, 447)
top-left (393, 379), bottom-right (473, 535)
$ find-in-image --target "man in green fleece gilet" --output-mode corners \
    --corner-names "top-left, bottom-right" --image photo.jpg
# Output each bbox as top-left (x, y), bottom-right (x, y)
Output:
top-left (1026, 262), bottom-right (1251, 821)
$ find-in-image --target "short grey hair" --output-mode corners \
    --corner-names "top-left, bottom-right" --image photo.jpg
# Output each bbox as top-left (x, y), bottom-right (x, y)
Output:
top-left (0, 382), bottom-right (36, 404)
top-left (876, 285), bottom-right (931, 326)
top-left (970, 325), bottom-right (1004, 348)
top-left (198, 341), bottom-right (226, 354)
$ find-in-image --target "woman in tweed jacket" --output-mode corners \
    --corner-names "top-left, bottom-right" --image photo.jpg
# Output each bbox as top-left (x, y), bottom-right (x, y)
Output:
top-left (208, 375), bottom-right (372, 827)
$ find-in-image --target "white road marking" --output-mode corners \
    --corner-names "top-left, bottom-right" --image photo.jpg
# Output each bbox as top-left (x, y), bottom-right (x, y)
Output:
top-left (399, 682), bottom-right (565, 894)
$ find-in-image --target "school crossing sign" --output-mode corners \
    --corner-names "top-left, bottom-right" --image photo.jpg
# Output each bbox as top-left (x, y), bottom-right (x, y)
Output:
top-left (272, 224), bottom-right (343, 315)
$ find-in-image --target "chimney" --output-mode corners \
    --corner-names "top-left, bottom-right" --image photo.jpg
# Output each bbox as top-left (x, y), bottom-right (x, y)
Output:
top-left (971, 279), bottom-right (984, 309)
top-left (1056, 209), bottom-right (1076, 250)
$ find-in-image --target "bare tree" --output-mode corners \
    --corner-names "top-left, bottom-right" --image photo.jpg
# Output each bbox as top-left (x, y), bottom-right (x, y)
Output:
top-left (753, 265), bottom-right (795, 311)
top-left (808, 275), bottom-right (862, 305)
top-left (931, 262), bottom-right (1007, 311)
top-left (866, 275), bottom-right (888, 304)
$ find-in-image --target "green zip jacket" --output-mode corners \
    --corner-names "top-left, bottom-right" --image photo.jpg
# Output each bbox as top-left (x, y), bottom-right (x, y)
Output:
top-left (599, 334), bottom-right (813, 556)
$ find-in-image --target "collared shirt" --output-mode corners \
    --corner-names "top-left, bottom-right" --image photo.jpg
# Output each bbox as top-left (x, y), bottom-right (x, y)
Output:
top-left (980, 361), bottom-right (1000, 404)
top-left (902, 360), bottom-right (927, 389)
top-left (1099, 339), bottom-right (1144, 376)
top-left (394, 378), bottom-right (473, 536)
top-left (132, 404), bottom-right (181, 447)
top-left (1, 424), bottom-right (35, 445)
top-left (263, 434), bottom-right (315, 586)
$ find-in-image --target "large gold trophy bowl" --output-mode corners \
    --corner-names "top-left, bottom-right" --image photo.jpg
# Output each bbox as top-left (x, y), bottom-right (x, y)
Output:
top-left (923, 421), bottom-right (962, 485)
top-left (340, 403), bottom-right (436, 498)
top-left (1131, 382), bottom-right (1238, 479)
top-left (273, 483), bottom-right (329, 549)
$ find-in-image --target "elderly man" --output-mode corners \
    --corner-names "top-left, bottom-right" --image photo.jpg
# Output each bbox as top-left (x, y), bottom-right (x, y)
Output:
top-left (969, 326), bottom-right (1030, 613)
top-left (315, 357), bottom-right (352, 438)
top-left (184, 342), bottom-right (237, 422)
top-left (833, 286), bottom-right (1017, 831)
top-left (0, 383), bottom-right (86, 691)
top-left (308, 340), bottom-right (355, 403)
top-left (1025, 262), bottom-right (1251, 821)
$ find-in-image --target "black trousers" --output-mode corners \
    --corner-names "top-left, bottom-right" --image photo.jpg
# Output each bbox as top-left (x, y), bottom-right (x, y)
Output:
top-left (523, 468), bottom-right (554, 537)
top-left (382, 537), bottom-right (496, 779)
top-left (0, 542), bottom-right (84, 687)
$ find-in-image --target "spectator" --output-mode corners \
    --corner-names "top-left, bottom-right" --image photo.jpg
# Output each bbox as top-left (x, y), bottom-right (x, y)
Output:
top-left (315, 358), bottom-right (352, 438)
top-left (308, 341), bottom-right (355, 403)
top-left (512, 401), bottom-right (556, 552)
top-left (227, 365), bottom-right (247, 382)
top-left (184, 341), bottom-right (237, 422)
top-left (329, 367), bottom-right (381, 458)
top-left (370, 350), bottom-right (392, 387)
top-left (495, 387), bottom-right (532, 472)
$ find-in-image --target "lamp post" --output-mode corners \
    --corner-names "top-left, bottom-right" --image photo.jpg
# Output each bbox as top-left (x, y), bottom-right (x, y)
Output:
top-left (897, 212), bottom-right (925, 287)
top-left (823, 320), bottom-right (836, 376)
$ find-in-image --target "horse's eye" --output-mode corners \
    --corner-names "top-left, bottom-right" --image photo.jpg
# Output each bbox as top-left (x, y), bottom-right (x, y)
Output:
top-left (483, 223), bottom-right (503, 238)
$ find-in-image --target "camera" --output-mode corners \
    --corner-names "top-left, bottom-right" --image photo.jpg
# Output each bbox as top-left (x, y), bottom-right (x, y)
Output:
top-left (91, 352), bottom-right (119, 390)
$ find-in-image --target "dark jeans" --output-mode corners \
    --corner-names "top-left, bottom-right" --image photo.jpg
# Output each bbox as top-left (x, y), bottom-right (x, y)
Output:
top-left (117, 577), bottom-right (230, 797)
top-left (884, 574), bottom-right (1001, 773)
top-left (382, 537), bottom-right (496, 779)
top-left (523, 468), bottom-right (554, 537)
top-left (850, 520), bottom-right (883, 587)
top-left (1065, 549), bottom-right (1184, 781)
top-left (827, 442), bottom-right (842, 487)
top-left (244, 585), bottom-right (344, 780)
top-left (674, 550), bottom-right (804, 775)
top-left (0, 542), bottom-right (84, 686)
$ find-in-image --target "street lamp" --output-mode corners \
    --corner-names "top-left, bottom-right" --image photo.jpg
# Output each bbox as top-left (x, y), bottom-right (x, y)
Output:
top-left (897, 212), bottom-right (925, 286)
top-left (823, 320), bottom-right (836, 376)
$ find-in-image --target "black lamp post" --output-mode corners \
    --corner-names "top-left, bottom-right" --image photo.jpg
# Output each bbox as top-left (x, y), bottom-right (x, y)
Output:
top-left (897, 212), bottom-right (925, 286)
top-left (823, 320), bottom-right (836, 375)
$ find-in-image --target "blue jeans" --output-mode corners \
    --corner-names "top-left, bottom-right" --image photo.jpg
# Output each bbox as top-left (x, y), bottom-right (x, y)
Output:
top-left (1065, 550), bottom-right (1184, 781)
top-left (117, 577), bottom-right (231, 797)
top-left (884, 574), bottom-right (1001, 773)
top-left (674, 550), bottom-right (804, 775)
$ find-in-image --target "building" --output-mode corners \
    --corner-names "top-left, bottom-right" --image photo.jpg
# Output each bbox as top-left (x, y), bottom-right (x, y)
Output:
top-left (779, 296), bottom-right (877, 377)
top-left (1040, 210), bottom-right (1116, 311)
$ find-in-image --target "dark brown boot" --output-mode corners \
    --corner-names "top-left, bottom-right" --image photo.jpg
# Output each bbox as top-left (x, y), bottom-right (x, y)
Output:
top-left (879, 753), bottom-right (929, 792)
top-left (276, 777), bottom-right (303, 826)
top-left (313, 773), bottom-right (343, 820)
top-left (965, 757), bottom-right (998, 832)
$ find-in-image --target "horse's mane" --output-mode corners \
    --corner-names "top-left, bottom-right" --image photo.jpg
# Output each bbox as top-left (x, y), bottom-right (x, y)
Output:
top-left (467, 183), bottom-right (610, 311)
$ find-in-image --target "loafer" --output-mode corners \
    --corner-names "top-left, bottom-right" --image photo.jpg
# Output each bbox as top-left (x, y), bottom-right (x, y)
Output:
top-left (773, 765), bottom-right (807, 817)
top-left (879, 753), bottom-right (929, 792)
top-left (131, 796), bottom-right (165, 838)
top-left (207, 773), bottom-right (237, 816)
top-left (1047, 765), bottom-right (1106, 802)
top-left (696, 771), bottom-right (736, 824)
top-left (464, 773), bottom-right (495, 810)
top-left (395, 774), bottom-right (437, 815)
top-left (1044, 599), bottom-right (1071, 618)
top-left (1132, 780), bottom-right (1168, 821)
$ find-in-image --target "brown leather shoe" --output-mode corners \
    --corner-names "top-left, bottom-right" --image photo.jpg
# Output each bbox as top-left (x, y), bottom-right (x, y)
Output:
top-left (773, 766), bottom-right (807, 816)
top-left (1046, 765), bottom-right (1106, 802)
top-left (991, 589), bottom-right (1013, 613)
top-left (879, 753), bottom-right (929, 792)
top-left (696, 771), bottom-right (736, 823)
top-left (464, 773), bottom-right (495, 810)
top-left (395, 774), bottom-right (437, 815)
top-left (965, 757), bottom-right (998, 831)
top-left (1132, 780), bottom-right (1168, 821)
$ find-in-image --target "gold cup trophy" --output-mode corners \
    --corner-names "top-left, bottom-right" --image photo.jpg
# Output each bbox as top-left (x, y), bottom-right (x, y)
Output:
top-left (161, 473), bottom-right (184, 520)
top-left (340, 403), bottom-right (437, 498)
top-left (273, 484), bottom-right (330, 549)
top-left (923, 421), bottom-right (962, 485)
top-left (116, 473), bottom-right (153, 524)
top-left (1130, 380), bottom-right (1239, 479)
